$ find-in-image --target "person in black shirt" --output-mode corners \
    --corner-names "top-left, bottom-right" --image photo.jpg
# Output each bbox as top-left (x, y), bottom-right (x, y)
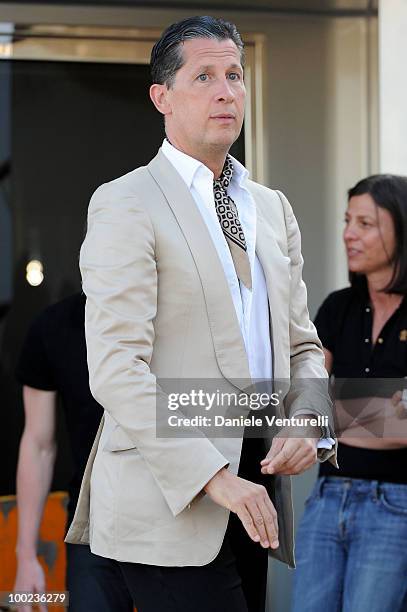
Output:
top-left (13, 293), bottom-right (133, 612)
top-left (292, 175), bottom-right (407, 612)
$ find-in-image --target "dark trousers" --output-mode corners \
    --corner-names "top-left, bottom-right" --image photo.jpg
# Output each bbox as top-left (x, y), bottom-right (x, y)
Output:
top-left (118, 436), bottom-right (270, 612)
top-left (66, 542), bottom-right (133, 612)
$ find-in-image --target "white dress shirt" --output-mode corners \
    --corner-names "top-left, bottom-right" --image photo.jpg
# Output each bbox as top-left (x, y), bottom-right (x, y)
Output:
top-left (161, 139), bottom-right (333, 449)
top-left (162, 138), bottom-right (271, 382)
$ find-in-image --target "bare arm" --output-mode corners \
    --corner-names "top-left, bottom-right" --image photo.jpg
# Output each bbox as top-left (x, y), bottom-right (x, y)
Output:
top-left (14, 386), bottom-right (57, 610)
top-left (323, 348), bottom-right (333, 376)
top-left (329, 349), bottom-right (407, 447)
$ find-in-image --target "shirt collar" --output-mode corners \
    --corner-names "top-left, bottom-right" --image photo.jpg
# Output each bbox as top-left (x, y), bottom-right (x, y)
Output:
top-left (161, 138), bottom-right (249, 190)
top-left (229, 152), bottom-right (250, 188)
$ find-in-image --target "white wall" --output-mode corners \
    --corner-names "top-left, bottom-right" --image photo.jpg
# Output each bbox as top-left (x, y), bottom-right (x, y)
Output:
top-left (379, 0), bottom-right (407, 174)
top-left (322, 16), bottom-right (378, 301)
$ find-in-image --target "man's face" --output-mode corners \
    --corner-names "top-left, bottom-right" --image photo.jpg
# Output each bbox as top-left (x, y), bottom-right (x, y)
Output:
top-left (160, 37), bottom-right (246, 157)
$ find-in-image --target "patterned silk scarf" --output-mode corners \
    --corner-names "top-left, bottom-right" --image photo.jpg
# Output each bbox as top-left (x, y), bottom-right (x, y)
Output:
top-left (213, 156), bottom-right (252, 290)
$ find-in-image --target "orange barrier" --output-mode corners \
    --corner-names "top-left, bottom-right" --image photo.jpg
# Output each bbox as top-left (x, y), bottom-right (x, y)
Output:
top-left (0, 492), bottom-right (137, 611)
top-left (0, 492), bottom-right (67, 611)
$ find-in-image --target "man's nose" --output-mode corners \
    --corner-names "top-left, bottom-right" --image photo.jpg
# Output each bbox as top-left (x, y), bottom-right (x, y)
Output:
top-left (215, 78), bottom-right (235, 102)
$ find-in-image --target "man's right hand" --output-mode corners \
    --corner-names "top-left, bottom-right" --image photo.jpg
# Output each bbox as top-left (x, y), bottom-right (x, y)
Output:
top-left (204, 467), bottom-right (279, 549)
top-left (13, 557), bottom-right (47, 612)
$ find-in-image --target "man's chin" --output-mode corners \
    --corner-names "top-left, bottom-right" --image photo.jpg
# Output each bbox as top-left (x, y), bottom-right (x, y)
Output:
top-left (206, 133), bottom-right (240, 152)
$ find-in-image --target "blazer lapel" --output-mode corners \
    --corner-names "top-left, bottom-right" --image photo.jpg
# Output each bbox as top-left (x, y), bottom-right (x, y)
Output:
top-left (254, 202), bottom-right (290, 380)
top-left (148, 150), bottom-right (251, 388)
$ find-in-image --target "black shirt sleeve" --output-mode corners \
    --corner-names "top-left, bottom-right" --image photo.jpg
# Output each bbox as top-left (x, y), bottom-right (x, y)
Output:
top-left (314, 292), bottom-right (338, 353)
top-left (15, 310), bottom-right (58, 391)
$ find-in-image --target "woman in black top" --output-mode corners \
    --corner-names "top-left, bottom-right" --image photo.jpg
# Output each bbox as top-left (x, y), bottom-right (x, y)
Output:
top-left (292, 175), bottom-right (407, 612)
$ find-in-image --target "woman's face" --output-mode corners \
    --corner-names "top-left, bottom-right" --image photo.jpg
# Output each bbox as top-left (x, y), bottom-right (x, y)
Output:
top-left (343, 193), bottom-right (396, 277)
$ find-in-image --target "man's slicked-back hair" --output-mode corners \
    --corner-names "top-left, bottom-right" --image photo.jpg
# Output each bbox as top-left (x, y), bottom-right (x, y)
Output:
top-left (150, 16), bottom-right (245, 88)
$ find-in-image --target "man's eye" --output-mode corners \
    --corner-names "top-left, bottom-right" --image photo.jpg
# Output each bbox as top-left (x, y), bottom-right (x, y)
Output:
top-left (228, 72), bottom-right (241, 81)
top-left (197, 74), bottom-right (208, 82)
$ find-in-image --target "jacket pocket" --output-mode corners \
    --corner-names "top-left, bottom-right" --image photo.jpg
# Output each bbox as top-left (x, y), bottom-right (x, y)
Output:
top-left (103, 424), bottom-right (138, 452)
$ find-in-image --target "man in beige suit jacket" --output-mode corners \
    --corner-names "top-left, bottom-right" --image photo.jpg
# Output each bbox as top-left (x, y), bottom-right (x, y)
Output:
top-left (66, 15), bottom-right (337, 612)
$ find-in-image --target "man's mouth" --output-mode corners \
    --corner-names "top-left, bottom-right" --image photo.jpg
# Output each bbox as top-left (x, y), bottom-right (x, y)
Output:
top-left (210, 113), bottom-right (236, 120)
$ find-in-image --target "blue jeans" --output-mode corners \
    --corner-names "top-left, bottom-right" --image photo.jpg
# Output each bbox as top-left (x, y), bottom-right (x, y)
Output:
top-left (292, 477), bottom-right (407, 612)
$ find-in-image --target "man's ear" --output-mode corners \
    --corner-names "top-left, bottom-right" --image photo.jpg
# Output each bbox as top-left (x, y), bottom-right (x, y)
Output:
top-left (149, 83), bottom-right (171, 116)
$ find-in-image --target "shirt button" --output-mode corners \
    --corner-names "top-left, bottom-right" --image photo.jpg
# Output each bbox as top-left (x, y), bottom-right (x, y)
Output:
top-left (364, 338), bottom-right (370, 343)
top-left (365, 367), bottom-right (370, 373)
top-left (377, 337), bottom-right (384, 344)
top-left (365, 307), bottom-right (370, 312)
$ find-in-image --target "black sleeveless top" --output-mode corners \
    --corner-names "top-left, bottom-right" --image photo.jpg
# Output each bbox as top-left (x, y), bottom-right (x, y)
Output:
top-left (314, 282), bottom-right (407, 484)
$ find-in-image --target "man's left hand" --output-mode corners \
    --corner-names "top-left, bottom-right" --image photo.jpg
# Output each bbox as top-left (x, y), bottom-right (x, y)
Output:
top-left (260, 424), bottom-right (319, 476)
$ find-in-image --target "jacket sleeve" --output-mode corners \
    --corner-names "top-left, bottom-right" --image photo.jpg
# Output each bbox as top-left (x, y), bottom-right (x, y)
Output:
top-left (80, 183), bottom-right (229, 516)
top-left (276, 190), bottom-right (338, 467)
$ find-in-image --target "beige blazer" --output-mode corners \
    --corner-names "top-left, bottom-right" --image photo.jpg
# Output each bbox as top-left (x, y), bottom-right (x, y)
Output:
top-left (65, 150), bottom-right (337, 568)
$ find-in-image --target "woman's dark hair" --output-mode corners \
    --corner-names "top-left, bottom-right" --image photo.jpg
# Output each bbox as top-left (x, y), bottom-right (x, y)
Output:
top-left (150, 16), bottom-right (245, 88)
top-left (348, 174), bottom-right (407, 294)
